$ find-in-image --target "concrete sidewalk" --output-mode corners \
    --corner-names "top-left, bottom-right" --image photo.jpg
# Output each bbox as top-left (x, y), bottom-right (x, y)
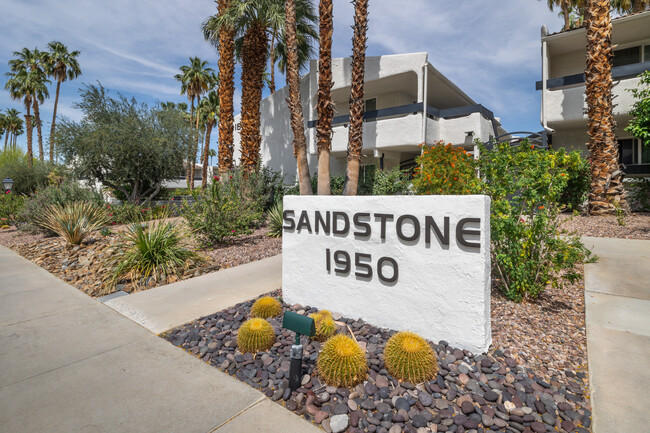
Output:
top-left (0, 246), bottom-right (318, 433)
top-left (582, 237), bottom-right (650, 433)
top-left (105, 255), bottom-right (282, 334)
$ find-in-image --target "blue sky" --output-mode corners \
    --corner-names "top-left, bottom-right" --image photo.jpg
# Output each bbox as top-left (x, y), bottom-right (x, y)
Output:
top-left (0, 0), bottom-right (563, 151)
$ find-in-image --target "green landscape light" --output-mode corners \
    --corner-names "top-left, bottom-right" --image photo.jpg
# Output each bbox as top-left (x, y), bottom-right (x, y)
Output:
top-left (282, 311), bottom-right (316, 391)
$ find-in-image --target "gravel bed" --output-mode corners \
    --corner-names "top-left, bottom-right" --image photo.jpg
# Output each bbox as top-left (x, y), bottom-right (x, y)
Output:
top-left (559, 212), bottom-right (650, 240)
top-left (163, 293), bottom-right (592, 433)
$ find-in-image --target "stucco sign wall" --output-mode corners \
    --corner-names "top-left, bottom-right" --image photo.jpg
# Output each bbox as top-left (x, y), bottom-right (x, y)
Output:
top-left (282, 195), bottom-right (491, 353)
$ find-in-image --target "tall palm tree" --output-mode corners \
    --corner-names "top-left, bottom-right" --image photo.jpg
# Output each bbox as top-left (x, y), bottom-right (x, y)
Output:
top-left (0, 112), bottom-right (6, 151)
top-left (285, 0), bottom-right (313, 195)
top-left (546, 0), bottom-right (585, 31)
top-left (612, 0), bottom-right (650, 12)
top-left (45, 41), bottom-right (81, 163)
top-left (4, 109), bottom-right (22, 150)
top-left (5, 70), bottom-right (36, 166)
top-left (585, 0), bottom-right (627, 214)
top-left (344, 0), bottom-right (369, 196)
top-left (316, 0), bottom-right (334, 195)
top-left (199, 90), bottom-right (220, 188)
top-left (203, 0), bottom-right (236, 173)
top-left (8, 48), bottom-right (50, 162)
top-left (175, 57), bottom-right (217, 189)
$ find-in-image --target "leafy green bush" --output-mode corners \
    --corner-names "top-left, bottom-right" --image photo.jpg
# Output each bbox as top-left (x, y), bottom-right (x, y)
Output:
top-left (554, 149), bottom-right (590, 212)
top-left (0, 148), bottom-right (52, 195)
top-left (477, 141), bottom-right (591, 302)
top-left (109, 220), bottom-right (202, 287)
top-left (218, 166), bottom-right (285, 212)
top-left (19, 181), bottom-right (103, 231)
top-left (413, 141), bottom-right (481, 195)
top-left (626, 70), bottom-right (650, 142)
top-left (372, 167), bottom-right (411, 195)
top-left (0, 193), bottom-right (26, 225)
top-left (35, 201), bottom-right (109, 245)
top-left (182, 177), bottom-right (263, 246)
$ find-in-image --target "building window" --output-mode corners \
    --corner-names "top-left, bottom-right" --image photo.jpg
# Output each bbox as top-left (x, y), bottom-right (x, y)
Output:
top-left (613, 46), bottom-right (641, 68)
top-left (365, 98), bottom-right (377, 112)
top-left (645, 45), bottom-right (650, 63)
top-left (618, 138), bottom-right (649, 165)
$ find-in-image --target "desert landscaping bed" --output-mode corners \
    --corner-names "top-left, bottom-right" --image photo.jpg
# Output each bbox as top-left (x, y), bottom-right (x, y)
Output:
top-left (163, 290), bottom-right (591, 433)
top-left (559, 212), bottom-right (650, 240)
top-left (0, 224), bottom-right (280, 297)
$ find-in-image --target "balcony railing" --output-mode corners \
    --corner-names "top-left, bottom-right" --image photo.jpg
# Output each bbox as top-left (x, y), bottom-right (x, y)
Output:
top-left (307, 102), bottom-right (499, 135)
top-left (536, 61), bottom-right (650, 90)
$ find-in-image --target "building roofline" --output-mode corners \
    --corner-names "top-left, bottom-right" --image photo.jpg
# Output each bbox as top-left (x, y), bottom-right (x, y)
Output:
top-left (542, 10), bottom-right (650, 41)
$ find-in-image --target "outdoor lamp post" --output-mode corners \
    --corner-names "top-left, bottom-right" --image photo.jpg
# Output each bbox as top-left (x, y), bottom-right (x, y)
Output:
top-left (2, 178), bottom-right (14, 194)
top-left (282, 311), bottom-right (316, 391)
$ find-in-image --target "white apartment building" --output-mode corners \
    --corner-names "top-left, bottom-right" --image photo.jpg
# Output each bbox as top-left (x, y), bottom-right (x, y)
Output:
top-left (539, 11), bottom-right (650, 176)
top-left (233, 52), bottom-right (506, 183)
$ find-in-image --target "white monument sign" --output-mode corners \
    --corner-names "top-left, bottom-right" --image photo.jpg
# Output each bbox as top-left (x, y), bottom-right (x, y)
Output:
top-left (282, 195), bottom-right (491, 353)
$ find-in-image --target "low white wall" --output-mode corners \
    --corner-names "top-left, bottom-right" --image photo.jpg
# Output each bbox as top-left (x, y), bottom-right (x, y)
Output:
top-left (282, 195), bottom-right (492, 353)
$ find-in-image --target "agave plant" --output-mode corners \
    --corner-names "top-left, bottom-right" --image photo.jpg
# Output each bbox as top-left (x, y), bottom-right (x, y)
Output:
top-left (36, 201), bottom-right (108, 245)
top-left (109, 219), bottom-right (203, 287)
top-left (267, 200), bottom-right (283, 238)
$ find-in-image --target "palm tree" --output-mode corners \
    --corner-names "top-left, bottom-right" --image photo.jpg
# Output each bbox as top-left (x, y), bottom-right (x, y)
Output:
top-left (44, 41), bottom-right (81, 163)
top-left (175, 57), bottom-right (217, 189)
top-left (286, 0), bottom-right (313, 195)
top-left (344, 0), bottom-right (369, 196)
top-left (199, 90), bottom-right (220, 188)
top-left (546, 0), bottom-right (585, 31)
top-left (585, 0), bottom-right (627, 214)
top-left (4, 109), bottom-right (22, 150)
top-left (8, 48), bottom-right (50, 162)
top-left (316, 0), bottom-right (334, 195)
top-left (203, 0), bottom-right (236, 173)
top-left (0, 112), bottom-right (6, 151)
top-left (612, 0), bottom-right (650, 12)
top-left (5, 70), bottom-right (36, 166)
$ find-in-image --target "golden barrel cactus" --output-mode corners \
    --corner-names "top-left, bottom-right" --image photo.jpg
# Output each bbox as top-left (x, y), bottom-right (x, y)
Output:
top-left (384, 331), bottom-right (437, 383)
top-left (309, 310), bottom-right (337, 342)
top-left (250, 296), bottom-right (282, 319)
top-left (317, 334), bottom-right (367, 387)
top-left (237, 318), bottom-right (276, 353)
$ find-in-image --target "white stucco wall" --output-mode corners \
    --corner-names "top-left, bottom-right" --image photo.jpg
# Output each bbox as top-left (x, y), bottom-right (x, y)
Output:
top-left (282, 195), bottom-right (492, 354)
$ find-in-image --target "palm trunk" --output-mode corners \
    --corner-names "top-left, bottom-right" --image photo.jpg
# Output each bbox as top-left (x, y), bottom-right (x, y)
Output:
top-left (202, 120), bottom-right (214, 189)
top-left (286, 0), bottom-right (313, 194)
top-left (218, 0), bottom-right (235, 172)
top-left (189, 99), bottom-right (202, 191)
top-left (187, 98), bottom-right (195, 188)
top-left (317, 0), bottom-right (334, 195)
top-left (269, 30), bottom-right (277, 94)
top-left (585, 0), bottom-right (627, 214)
top-left (49, 80), bottom-right (61, 163)
top-left (239, 22), bottom-right (268, 172)
top-left (25, 101), bottom-right (33, 168)
top-left (3, 132), bottom-right (7, 151)
top-left (33, 99), bottom-right (44, 162)
top-left (344, 0), bottom-right (369, 196)
top-left (562, 3), bottom-right (571, 30)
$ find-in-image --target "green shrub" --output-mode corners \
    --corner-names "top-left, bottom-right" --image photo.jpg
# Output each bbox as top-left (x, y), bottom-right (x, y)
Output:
top-left (0, 193), bottom-right (26, 225)
top-left (317, 334), bottom-right (367, 387)
top-left (182, 177), bottom-right (263, 246)
top-left (108, 219), bottom-right (202, 287)
top-left (384, 331), bottom-right (437, 383)
top-left (219, 165), bottom-right (285, 212)
top-left (477, 141), bottom-right (591, 302)
top-left (0, 148), bottom-right (52, 195)
top-left (413, 141), bottom-right (481, 195)
top-left (372, 167), bottom-right (411, 195)
top-left (19, 181), bottom-right (102, 232)
top-left (554, 149), bottom-right (590, 211)
top-left (267, 201), bottom-right (283, 238)
top-left (106, 203), bottom-right (170, 225)
top-left (35, 201), bottom-right (109, 245)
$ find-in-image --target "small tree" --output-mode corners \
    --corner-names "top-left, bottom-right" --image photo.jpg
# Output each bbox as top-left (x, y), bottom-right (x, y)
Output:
top-left (626, 71), bottom-right (650, 143)
top-left (56, 84), bottom-right (189, 204)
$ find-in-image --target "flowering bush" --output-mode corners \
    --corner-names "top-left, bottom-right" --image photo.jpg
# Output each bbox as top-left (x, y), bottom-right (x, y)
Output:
top-left (553, 149), bottom-right (590, 212)
top-left (0, 193), bottom-right (26, 225)
top-left (477, 142), bottom-right (591, 302)
top-left (182, 176), bottom-right (263, 246)
top-left (413, 141), bottom-right (481, 195)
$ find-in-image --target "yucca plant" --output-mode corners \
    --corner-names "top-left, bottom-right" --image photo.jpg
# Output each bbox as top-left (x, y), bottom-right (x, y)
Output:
top-left (35, 201), bottom-right (108, 245)
top-left (108, 219), bottom-right (203, 287)
top-left (267, 200), bottom-right (283, 238)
